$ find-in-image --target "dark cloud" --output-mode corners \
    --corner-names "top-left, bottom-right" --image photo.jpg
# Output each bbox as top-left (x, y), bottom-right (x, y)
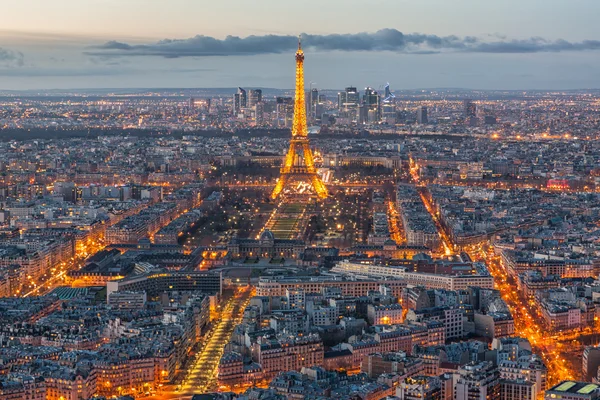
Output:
top-left (0, 48), bottom-right (24, 67)
top-left (85, 29), bottom-right (600, 58)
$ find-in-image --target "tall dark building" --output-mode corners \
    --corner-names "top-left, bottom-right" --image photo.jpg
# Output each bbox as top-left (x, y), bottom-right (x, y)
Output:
top-left (308, 88), bottom-right (319, 121)
top-left (464, 99), bottom-right (477, 117)
top-left (248, 89), bottom-right (262, 108)
top-left (363, 87), bottom-right (381, 122)
top-left (276, 97), bottom-right (294, 127)
top-left (417, 106), bottom-right (428, 124)
top-left (233, 87), bottom-right (247, 115)
top-left (338, 86), bottom-right (359, 111)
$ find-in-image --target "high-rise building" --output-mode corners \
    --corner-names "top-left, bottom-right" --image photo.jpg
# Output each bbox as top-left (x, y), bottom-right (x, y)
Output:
top-left (383, 82), bottom-right (395, 103)
top-left (338, 86), bottom-right (359, 111)
top-left (248, 89), bottom-right (262, 108)
top-left (254, 102), bottom-right (264, 125)
top-left (363, 87), bottom-right (381, 122)
top-left (276, 97), bottom-right (294, 128)
top-left (417, 106), bottom-right (428, 124)
top-left (233, 87), bottom-right (247, 115)
top-left (307, 88), bottom-right (319, 122)
top-left (357, 103), bottom-right (369, 124)
top-left (464, 99), bottom-right (477, 118)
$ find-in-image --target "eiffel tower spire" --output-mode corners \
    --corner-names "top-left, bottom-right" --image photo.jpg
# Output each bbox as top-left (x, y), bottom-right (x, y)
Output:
top-left (271, 35), bottom-right (328, 200)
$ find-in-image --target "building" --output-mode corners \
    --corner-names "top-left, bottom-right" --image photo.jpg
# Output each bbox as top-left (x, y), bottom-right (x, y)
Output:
top-left (233, 87), bottom-right (247, 115)
top-left (338, 87), bottom-right (359, 112)
top-left (332, 260), bottom-right (494, 291)
top-left (500, 379), bottom-right (536, 400)
top-left (363, 87), bottom-right (381, 122)
top-left (454, 361), bottom-right (500, 400)
top-left (474, 312), bottom-right (515, 339)
top-left (464, 99), bottom-right (476, 118)
top-left (248, 89), bottom-right (262, 108)
top-left (276, 97), bottom-right (294, 128)
top-left (584, 347), bottom-right (600, 382)
top-left (256, 275), bottom-right (406, 298)
top-left (107, 291), bottom-right (147, 309)
top-left (227, 230), bottom-right (305, 259)
top-left (106, 270), bottom-right (222, 297)
top-left (397, 376), bottom-right (442, 400)
top-left (544, 381), bottom-right (600, 399)
top-left (367, 304), bottom-right (404, 325)
top-left (253, 334), bottom-right (324, 379)
top-left (417, 106), bottom-right (428, 124)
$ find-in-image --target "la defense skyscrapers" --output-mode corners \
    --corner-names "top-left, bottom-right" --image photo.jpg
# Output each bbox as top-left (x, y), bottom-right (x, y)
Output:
top-left (271, 37), bottom-right (328, 200)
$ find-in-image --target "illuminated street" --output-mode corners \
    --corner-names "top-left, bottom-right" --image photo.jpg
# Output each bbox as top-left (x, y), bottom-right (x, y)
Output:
top-left (180, 286), bottom-right (254, 394)
top-left (417, 182), bottom-right (579, 386)
top-left (483, 249), bottom-right (578, 386)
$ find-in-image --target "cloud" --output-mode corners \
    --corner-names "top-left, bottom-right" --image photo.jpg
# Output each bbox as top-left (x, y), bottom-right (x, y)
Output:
top-left (85, 29), bottom-right (600, 58)
top-left (0, 66), bottom-right (215, 77)
top-left (0, 48), bottom-right (24, 67)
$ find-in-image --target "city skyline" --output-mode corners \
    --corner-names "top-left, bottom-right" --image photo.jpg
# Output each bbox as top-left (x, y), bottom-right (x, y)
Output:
top-left (3, 14), bottom-right (600, 397)
top-left (1, 0), bottom-right (600, 90)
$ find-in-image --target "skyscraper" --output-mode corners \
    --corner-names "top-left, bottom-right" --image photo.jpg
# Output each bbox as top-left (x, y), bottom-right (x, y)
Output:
top-left (233, 87), bottom-right (247, 115)
top-left (383, 83), bottom-right (395, 103)
top-left (417, 106), bottom-right (428, 124)
top-left (276, 97), bottom-right (294, 128)
top-left (363, 87), bottom-right (381, 122)
top-left (248, 89), bottom-right (262, 108)
top-left (464, 99), bottom-right (477, 118)
top-left (345, 87), bottom-right (359, 108)
top-left (308, 88), bottom-right (319, 122)
top-left (254, 102), bottom-right (264, 125)
top-left (338, 87), bottom-right (359, 111)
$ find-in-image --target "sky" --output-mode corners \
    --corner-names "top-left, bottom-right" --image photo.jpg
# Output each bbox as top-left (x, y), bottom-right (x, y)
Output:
top-left (1, 0), bottom-right (600, 90)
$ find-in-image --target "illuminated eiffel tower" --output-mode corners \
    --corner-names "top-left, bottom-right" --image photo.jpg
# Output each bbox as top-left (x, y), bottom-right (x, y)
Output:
top-left (271, 37), bottom-right (328, 200)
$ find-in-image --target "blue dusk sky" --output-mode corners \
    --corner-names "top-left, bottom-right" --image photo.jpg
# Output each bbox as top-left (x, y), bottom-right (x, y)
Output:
top-left (0, 0), bottom-right (599, 90)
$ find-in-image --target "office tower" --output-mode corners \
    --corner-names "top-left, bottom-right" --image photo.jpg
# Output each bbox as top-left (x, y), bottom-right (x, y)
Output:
top-left (383, 82), bottom-right (395, 103)
top-left (254, 102), bottom-right (264, 125)
top-left (338, 86), bottom-right (359, 112)
top-left (337, 91), bottom-right (346, 110)
top-left (307, 88), bottom-right (319, 121)
top-left (233, 87), bottom-right (247, 115)
top-left (271, 37), bottom-right (328, 200)
top-left (276, 97), bottom-right (294, 128)
top-left (417, 106), bottom-right (428, 124)
top-left (464, 99), bottom-right (477, 117)
top-left (357, 103), bottom-right (368, 124)
top-left (346, 87), bottom-right (359, 107)
top-left (248, 89), bottom-right (262, 108)
top-left (188, 97), bottom-right (195, 110)
top-left (382, 103), bottom-right (396, 124)
top-left (363, 87), bottom-right (381, 122)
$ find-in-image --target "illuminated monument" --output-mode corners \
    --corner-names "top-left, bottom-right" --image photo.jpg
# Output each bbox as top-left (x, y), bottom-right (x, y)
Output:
top-left (271, 37), bottom-right (328, 200)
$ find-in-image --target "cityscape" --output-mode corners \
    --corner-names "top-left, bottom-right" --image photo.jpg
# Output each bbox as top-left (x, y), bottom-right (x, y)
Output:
top-left (3, 2), bottom-right (600, 400)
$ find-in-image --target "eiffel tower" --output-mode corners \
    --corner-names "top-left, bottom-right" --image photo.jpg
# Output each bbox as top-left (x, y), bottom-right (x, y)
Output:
top-left (271, 37), bottom-right (328, 200)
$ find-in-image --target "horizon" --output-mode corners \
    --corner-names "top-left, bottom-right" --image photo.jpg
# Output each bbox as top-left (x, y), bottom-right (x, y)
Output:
top-left (1, 0), bottom-right (600, 90)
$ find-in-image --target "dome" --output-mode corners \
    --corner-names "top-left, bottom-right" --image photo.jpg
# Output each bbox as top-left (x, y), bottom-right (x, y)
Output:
top-left (260, 229), bottom-right (275, 243)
